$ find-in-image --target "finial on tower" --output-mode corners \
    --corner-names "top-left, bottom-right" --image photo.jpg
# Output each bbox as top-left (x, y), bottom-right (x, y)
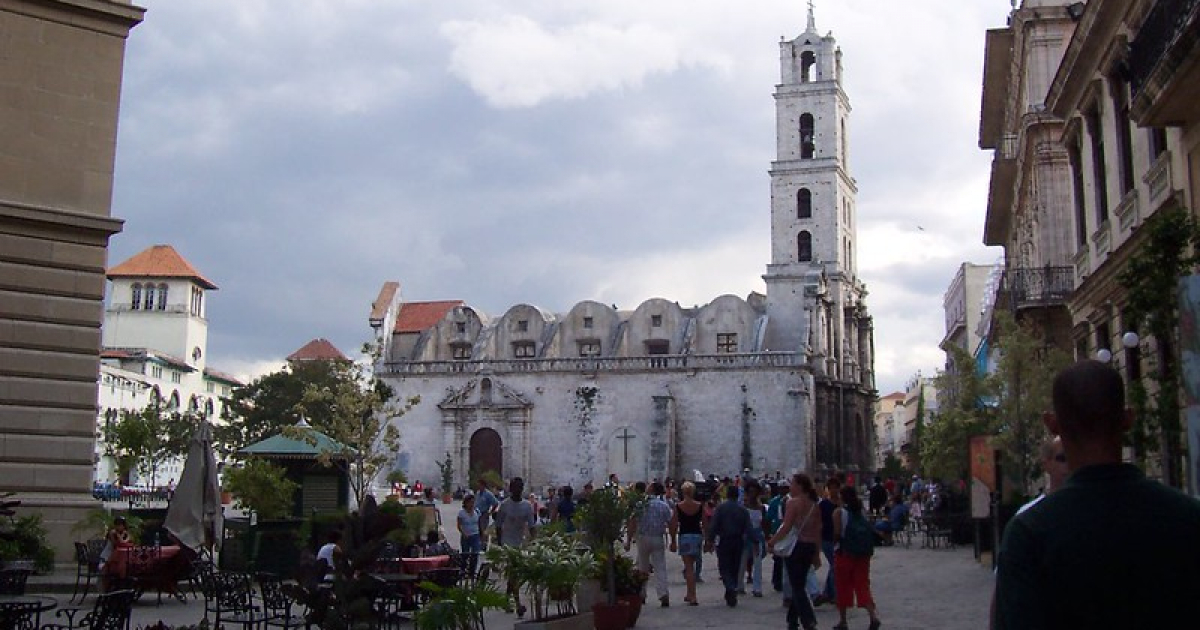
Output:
top-left (807, 0), bottom-right (817, 33)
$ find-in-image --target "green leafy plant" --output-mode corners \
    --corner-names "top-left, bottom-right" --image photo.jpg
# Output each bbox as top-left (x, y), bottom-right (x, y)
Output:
top-left (589, 549), bottom-right (646, 596)
top-left (484, 532), bottom-right (595, 620)
top-left (573, 486), bottom-right (642, 606)
top-left (414, 581), bottom-right (510, 630)
top-left (467, 467), bottom-right (502, 493)
top-left (222, 459), bottom-right (300, 520)
top-left (71, 508), bottom-right (144, 541)
top-left (0, 496), bottom-right (55, 572)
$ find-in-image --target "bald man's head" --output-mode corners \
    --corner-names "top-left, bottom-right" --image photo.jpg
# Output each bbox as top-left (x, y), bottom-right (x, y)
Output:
top-left (1052, 360), bottom-right (1126, 441)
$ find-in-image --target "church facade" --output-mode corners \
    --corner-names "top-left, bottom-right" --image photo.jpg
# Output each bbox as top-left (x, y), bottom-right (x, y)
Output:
top-left (370, 10), bottom-right (876, 491)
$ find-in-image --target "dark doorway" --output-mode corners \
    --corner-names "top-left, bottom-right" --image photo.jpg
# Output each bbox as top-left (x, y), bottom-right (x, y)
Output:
top-left (469, 428), bottom-right (503, 481)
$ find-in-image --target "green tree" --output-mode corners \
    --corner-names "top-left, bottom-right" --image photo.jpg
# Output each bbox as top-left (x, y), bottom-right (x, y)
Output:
top-left (222, 458), bottom-right (299, 520)
top-left (1119, 206), bottom-right (1200, 487)
top-left (102, 404), bottom-right (196, 486)
top-left (923, 344), bottom-right (995, 483)
top-left (288, 345), bottom-right (419, 507)
top-left (214, 359), bottom-right (349, 456)
top-left (989, 312), bottom-right (1070, 496)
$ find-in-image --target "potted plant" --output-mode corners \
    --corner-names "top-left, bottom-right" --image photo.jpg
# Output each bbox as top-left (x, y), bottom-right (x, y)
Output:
top-left (484, 532), bottom-right (596, 629)
top-left (0, 493), bottom-right (55, 572)
top-left (573, 486), bottom-right (641, 630)
top-left (414, 580), bottom-right (510, 630)
top-left (221, 459), bottom-right (300, 520)
top-left (437, 453), bottom-right (455, 504)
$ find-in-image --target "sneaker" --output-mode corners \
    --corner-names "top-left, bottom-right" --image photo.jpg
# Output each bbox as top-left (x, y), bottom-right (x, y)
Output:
top-left (752, 592), bottom-right (763, 598)
top-left (868, 620), bottom-right (882, 630)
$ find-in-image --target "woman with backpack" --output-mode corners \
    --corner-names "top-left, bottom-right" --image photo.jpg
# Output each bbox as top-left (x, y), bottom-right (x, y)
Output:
top-left (833, 486), bottom-right (882, 630)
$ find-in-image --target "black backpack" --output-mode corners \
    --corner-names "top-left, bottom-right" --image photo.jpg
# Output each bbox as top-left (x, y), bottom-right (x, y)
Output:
top-left (841, 509), bottom-right (875, 557)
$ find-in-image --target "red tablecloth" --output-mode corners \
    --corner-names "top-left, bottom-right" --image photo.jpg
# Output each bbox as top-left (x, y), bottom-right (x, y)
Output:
top-left (400, 555), bottom-right (450, 573)
top-left (103, 545), bottom-right (181, 578)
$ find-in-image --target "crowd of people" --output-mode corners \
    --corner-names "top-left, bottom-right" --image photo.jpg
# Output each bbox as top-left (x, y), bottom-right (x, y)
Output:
top-left (447, 360), bottom-right (1200, 629)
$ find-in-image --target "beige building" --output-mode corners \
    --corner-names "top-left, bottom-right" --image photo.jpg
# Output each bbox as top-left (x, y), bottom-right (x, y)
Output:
top-left (942, 262), bottom-right (1000, 369)
top-left (978, 0), bottom-right (1200, 486)
top-left (896, 376), bottom-right (939, 469)
top-left (873, 391), bottom-right (905, 470)
top-left (0, 1), bottom-right (143, 559)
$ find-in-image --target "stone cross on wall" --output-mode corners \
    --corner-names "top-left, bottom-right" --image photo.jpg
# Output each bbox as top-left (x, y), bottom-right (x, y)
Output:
top-left (615, 427), bottom-right (636, 463)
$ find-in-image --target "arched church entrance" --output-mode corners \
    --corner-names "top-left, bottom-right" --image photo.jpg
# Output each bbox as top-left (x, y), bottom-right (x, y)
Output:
top-left (469, 428), bottom-right (503, 481)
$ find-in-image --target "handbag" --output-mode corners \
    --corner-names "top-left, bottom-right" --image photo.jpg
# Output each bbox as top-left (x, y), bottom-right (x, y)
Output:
top-left (771, 502), bottom-right (816, 557)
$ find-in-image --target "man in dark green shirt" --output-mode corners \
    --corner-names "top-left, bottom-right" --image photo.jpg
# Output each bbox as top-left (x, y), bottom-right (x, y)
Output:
top-left (994, 360), bottom-right (1200, 629)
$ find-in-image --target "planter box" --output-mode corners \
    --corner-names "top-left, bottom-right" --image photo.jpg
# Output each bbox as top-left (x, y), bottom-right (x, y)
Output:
top-left (575, 578), bottom-right (604, 614)
top-left (516, 611), bottom-right (593, 630)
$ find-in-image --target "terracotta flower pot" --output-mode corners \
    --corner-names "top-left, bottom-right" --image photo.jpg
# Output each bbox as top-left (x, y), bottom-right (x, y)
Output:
top-left (616, 594), bottom-right (642, 627)
top-left (591, 601), bottom-right (629, 630)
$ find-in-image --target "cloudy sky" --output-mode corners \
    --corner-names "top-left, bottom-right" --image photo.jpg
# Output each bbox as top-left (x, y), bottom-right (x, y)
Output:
top-left (110, 0), bottom-right (1008, 394)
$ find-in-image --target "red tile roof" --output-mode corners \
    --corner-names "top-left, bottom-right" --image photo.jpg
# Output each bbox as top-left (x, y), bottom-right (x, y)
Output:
top-left (370, 282), bottom-right (400, 325)
top-left (203, 367), bottom-right (244, 386)
top-left (287, 338), bottom-right (349, 362)
top-left (394, 301), bottom-right (462, 333)
top-left (108, 245), bottom-right (218, 289)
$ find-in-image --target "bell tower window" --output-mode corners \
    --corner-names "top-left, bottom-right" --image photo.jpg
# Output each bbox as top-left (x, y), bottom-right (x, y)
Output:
top-left (800, 51), bottom-right (816, 83)
top-left (797, 188), bottom-right (812, 219)
top-left (800, 114), bottom-right (815, 159)
top-left (798, 231), bottom-right (813, 262)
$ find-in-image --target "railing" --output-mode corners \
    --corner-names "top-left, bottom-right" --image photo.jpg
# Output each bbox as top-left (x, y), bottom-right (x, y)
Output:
top-left (378, 351), bottom-right (805, 375)
top-left (1129, 0), bottom-right (1200, 97)
top-left (998, 266), bottom-right (1074, 309)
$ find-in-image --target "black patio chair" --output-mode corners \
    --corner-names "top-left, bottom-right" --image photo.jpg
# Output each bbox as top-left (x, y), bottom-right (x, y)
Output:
top-left (72, 540), bottom-right (107, 603)
top-left (212, 571), bottom-right (267, 630)
top-left (44, 589), bottom-right (136, 630)
top-left (255, 573), bottom-right (309, 630)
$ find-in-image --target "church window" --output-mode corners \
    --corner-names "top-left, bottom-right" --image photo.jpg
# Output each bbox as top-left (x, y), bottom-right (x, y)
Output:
top-left (578, 341), bottom-right (601, 357)
top-left (800, 51), bottom-right (816, 83)
top-left (516, 320), bottom-right (529, 333)
top-left (480, 378), bottom-right (493, 403)
top-left (455, 322), bottom-right (467, 334)
top-left (150, 386), bottom-right (162, 408)
top-left (157, 283), bottom-right (168, 310)
top-left (841, 119), bottom-right (848, 167)
top-left (131, 284), bottom-right (142, 310)
top-left (716, 333), bottom-right (738, 353)
top-left (651, 315), bottom-right (663, 327)
top-left (798, 231), bottom-right (813, 262)
top-left (451, 343), bottom-right (472, 360)
top-left (144, 284), bottom-right (155, 310)
top-left (512, 341), bottom-right (536, 358)
top-left (583, 316), bottom-right (594, 329)
top-left (800, 114), bottom-right (815, 159)
top-left (189, 396), bottom-right (199, 412)
top-left (797, 188), bottom-right (812, 219)
top-left (168, 391), bottom-right (180, 410)
top-left (646, 340), bottom-right (669, 367)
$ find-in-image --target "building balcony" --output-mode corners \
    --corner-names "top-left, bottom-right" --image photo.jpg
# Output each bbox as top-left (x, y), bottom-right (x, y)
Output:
top-left (378, 351), bottom-right (805, 376)
top-left (1130, 0), bottom-right (1200, 126)
top-left (983, 135), bottom-right (1020, 246)
top-left (996, 266), bottom-right (1074, 310)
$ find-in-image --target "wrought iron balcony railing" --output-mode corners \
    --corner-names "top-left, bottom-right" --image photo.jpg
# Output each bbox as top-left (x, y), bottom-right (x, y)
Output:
top-left (1130, 0), bottom-right (1200, 97)
top-left (997, 266), bottom-right (1074, 309)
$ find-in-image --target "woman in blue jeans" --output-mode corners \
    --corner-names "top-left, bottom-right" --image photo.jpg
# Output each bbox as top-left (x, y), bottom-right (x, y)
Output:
top-left (768, 473), bottom-right (822, 630)
top-left (457, 494), bottom-right (482, 574)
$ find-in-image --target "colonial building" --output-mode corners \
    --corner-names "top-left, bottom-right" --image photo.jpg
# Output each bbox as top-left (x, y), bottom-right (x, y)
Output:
top-left (96, 245), bottom-right (241, 485)
top-left (978, 0), bottom-right (1200, 487)
top-left (370, 8), bottom-right (876, 491)
top-left (0, 0), bottom-right (143, 559)
top-left (873, 392), bottom-right (905, 470)
top-left (942, 262), bottom-right (1000, 371)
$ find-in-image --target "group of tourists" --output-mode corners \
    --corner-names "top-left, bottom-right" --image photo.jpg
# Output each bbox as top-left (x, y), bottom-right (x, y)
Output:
top-left (453, 469), bottom-right (883, 629)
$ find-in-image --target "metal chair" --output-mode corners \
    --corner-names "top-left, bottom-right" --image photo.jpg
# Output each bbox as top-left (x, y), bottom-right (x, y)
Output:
top-left (212, 571), bottom-right (267, 630)
top-left (72, 540), bottom-right (106, 603)
top-left (415, 568), bottom-right (461, 607)
top-left (44, 589), bottom-right (136, 630)
top-left (256, 573), bottom-right (309, 630)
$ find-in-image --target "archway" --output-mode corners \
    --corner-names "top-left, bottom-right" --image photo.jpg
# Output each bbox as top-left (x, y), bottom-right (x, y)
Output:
top-left (469, 428), bottom-right (503, 482)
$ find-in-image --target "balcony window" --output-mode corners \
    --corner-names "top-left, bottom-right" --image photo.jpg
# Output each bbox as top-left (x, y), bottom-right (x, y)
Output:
top-left (513, 341), bottom-right (536, 358)
top-left (452, 343), bottom-right (472, 360)
top-left (578, 341), bottom-right (601, 357)
top-left (717, 333), bottom-right (738, 353)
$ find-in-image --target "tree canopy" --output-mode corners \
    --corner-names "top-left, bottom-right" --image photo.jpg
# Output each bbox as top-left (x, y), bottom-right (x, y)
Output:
top-left (103, 405), bottom-right (197, 485)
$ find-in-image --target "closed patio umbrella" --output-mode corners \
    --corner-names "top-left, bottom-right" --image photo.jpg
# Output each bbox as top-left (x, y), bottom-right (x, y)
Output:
top-left (164, 419), bottom-right (222, 554)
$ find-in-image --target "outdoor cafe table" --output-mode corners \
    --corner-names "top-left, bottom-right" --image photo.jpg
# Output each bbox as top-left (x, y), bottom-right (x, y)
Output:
top-left (399, 556), bottom-right (450, 574)
top-left (0, 594), bottom-right (57, 630)
top-left (103, 545), bottom-right (184, 597)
